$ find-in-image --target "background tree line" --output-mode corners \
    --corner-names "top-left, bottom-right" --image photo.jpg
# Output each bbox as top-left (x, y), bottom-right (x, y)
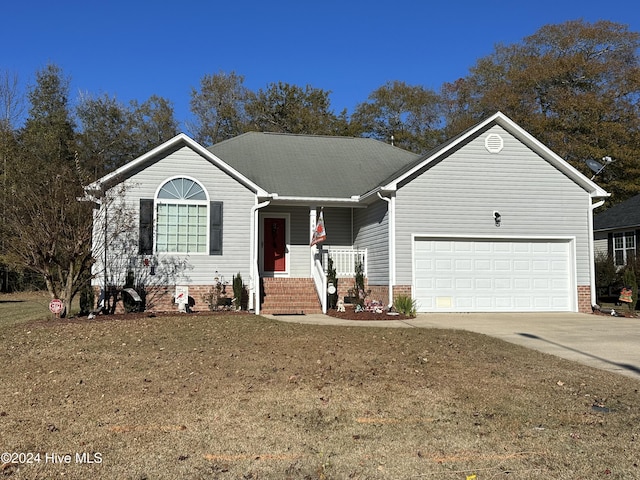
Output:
top-left (0, 19), bottom-right (638, 309)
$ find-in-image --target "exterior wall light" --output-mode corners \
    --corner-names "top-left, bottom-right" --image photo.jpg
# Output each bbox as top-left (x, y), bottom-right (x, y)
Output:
top-left (493, 211), bottom-right (501, 227)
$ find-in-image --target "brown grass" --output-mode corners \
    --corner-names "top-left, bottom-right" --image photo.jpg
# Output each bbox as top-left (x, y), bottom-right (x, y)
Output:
top-left (1, 293), bottom-right (639, 479)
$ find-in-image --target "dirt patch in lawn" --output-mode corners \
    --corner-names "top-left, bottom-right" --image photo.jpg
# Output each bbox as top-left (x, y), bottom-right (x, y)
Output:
top-left (1, 302), bottom-right (639, 479)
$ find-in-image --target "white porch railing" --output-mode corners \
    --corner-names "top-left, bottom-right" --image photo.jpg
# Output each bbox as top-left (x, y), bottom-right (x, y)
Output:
top-left (311, 256), bottom-right (327, 314)
top-left (311, 248), bottom-right (366, 314)
top-left (320, 248), bottom-right (367, 277)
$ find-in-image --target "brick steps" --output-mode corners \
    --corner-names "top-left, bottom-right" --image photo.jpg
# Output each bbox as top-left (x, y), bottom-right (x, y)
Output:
top-left (260, 277), bottom-right (322, 314)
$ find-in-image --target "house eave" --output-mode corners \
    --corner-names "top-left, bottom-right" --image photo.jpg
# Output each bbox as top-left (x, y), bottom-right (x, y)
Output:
top-left (359, 186), bottom-right (396, 204)
top-left (84, 133), bottom-right (269, 197)
top-left (594, 224), bottom-right (640, 233)
top-left (266, 194), bottom-right (365, 208)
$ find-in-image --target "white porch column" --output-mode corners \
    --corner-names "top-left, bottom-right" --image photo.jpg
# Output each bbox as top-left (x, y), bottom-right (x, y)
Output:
top-left (309, 206), bottom-right (317, 272)
top-left (250, 199), bottom-right (271, 314)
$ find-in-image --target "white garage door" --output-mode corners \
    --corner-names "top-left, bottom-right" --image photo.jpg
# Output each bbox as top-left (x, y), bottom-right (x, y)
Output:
top-left (414, 238), bottom-right (574, 312)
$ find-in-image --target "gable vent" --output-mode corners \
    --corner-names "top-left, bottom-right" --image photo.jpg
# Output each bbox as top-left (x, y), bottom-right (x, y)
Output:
top-left (485, 134), bottom-right (504, 153)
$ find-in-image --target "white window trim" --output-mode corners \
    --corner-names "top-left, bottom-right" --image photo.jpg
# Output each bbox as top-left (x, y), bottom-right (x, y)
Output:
top-left (154, 176), bottom-right (210, 255)
top-left (613, 231), bottom-right (636, 267)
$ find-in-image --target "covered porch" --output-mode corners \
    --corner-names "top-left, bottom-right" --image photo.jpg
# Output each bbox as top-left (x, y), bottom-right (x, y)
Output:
top-left (250, 202), bottom-right (371, 315)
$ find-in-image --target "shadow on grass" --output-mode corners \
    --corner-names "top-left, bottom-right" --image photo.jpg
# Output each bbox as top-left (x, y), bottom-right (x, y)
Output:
top-left (0, 300), bottom-right (24, 304)
top-left (518, 332), bottom-right (640, 377)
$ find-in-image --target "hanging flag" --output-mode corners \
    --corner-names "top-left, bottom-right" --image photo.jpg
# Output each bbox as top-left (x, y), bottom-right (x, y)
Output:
top-left (311, 209), bottom-right (327, 246)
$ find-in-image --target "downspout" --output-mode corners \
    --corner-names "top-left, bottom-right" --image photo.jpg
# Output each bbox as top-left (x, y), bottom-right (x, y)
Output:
top-left (250, 199), bottom-right (271, 315)
top-left (377, 192), bottom-right (395, 308)
top-left (103, 200), bottom-right (108, 305)
top-left (589, 198), bottom-right (605, 309)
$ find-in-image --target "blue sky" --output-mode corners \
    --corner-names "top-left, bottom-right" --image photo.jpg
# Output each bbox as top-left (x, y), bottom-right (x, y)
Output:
top-left (2, 0), bottom-right (639, 132)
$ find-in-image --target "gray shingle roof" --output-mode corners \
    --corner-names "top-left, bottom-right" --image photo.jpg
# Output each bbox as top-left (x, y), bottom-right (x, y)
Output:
top-left (207, 132), bottom-right (421, 198)
top-left (594, 194), bottom-right (640, 231)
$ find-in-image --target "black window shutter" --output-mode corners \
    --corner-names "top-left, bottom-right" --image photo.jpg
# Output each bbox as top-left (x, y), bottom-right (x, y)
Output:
top-left (210, 201), bottom-right (223, 255)
top-left (139, 199), bottom-right (154, 255)
top-left (636, 230), bottom-right (640, 255)
top-left (607, 232), bottom-right (613, 258)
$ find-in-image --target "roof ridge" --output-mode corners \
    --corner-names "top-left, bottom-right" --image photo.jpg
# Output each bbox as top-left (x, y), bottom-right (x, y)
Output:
top-left (259, 132), bottom-right (360, 140)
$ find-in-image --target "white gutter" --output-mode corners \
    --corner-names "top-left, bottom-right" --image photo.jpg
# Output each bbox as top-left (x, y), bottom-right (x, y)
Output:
top-left (589, 198), bottom-right (606, 308)
top-left (250, 198), bottom-right (272, 315)
top-left (377, 192), bottom-right (395, 308)
top-left (268, 196), bottom-right (364, 208)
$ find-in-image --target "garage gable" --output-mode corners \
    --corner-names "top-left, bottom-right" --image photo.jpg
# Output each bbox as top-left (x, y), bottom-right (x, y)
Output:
top-left (385, 112), bottom-right (607, 314)
top-left (380, 112), bottom-right (608, 199)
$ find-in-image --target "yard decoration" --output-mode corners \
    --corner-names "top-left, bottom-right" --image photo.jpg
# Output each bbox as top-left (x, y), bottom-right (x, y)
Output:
top-left (326, 256), bottom-right (338, 309)
top-left (49, 299), bottom-right (64, 318)
top-left (619, 287), bottom-right (633, 304)
top-left (621, 268), bottom-right (638, 310)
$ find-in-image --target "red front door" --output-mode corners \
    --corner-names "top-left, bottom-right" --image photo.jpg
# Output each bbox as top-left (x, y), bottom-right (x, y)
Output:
top-left (263, 217), bottom-right (286, 272)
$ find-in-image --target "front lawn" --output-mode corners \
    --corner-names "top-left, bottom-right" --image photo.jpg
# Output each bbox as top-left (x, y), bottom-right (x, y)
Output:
top-left (1, 294), bottom-right (638, 479)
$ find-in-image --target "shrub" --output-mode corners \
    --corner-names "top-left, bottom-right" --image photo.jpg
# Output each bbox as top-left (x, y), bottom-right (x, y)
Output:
top-left (79, 282), bottom-right (95, 315)
top-left (232, 273), bottom-right (244, 310)
top-left (202, 282), bottom-right (224, 311)
top-left (594, 253), bottom-right (618, 290)
top-left (393, 295), bottom-right (417, 317)
top-left (348, 260), bottom-right (369, 307)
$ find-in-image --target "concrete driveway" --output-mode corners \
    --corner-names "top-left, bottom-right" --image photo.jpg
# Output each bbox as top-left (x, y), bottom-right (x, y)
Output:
top-left (267, 312), bottom-right (640, 380)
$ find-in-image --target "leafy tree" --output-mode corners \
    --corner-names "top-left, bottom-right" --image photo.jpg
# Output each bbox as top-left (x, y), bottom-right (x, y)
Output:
top-left (127, 95), bottom-right (179, 152)
top-left (441, 20), bottom-right (640, 202)
top-left (4, 64), bottom-right (93, 315)
top-left (77, 93), bottom-right (178, 180)
top-left (21, 64), bottom-right (76, 167)
top-left (188, 71), bottom-right (250, 145)
top-left (245, 81), bottom-right (349, 135)
top-left (352, 80), bottom-right (443, 153)
top-left (76, 93), bottom-right (132, 180)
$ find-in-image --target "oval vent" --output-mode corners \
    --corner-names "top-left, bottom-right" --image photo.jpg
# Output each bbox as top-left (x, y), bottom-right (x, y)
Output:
top-left (485, 134), bottom-right (504, 153)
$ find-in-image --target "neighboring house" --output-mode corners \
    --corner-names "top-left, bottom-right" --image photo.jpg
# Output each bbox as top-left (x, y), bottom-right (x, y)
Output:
top-left (84, 112), bottom-right (608, 315)
top-left (593, 194), bottom-right (640, 267)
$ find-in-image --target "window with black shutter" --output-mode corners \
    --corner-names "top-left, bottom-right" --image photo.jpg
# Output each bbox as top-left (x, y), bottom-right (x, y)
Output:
top-left (140, 178), bottom-right (222, 255)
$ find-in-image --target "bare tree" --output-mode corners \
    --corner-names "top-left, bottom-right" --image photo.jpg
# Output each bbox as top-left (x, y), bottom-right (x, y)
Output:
top-left (88, 183), bottom-right (193, 313)
top-left (0, 70), bottom-right (25, 292)
top-left (188, 71), bottom-right (250, 145)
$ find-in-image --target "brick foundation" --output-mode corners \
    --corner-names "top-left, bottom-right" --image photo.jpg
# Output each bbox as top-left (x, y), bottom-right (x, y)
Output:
top-left (330, 279), bottom-right (411, 307)
top-left (92, 284), bottom-right (237, 314)
top-left (577, 285), bottom-right (592, 314)
top-left (93, 282), bottom-right (593, 314)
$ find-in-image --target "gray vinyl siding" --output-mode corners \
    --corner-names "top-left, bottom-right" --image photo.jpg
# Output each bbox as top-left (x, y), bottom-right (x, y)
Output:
top-left (322, 207), bottom-right (353, 247)
top-left (395, 125), bottom-right (592, 286)
top-left (94, 146), bottom-right (256, 287)
top-left (594, 231), bottom-right (609, 258)
top-left (353, 199), bottom-right (389, 285)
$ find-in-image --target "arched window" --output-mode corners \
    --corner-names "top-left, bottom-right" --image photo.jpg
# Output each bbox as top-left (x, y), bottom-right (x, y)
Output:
top-left (156, 178), bottom-right (208, 253)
